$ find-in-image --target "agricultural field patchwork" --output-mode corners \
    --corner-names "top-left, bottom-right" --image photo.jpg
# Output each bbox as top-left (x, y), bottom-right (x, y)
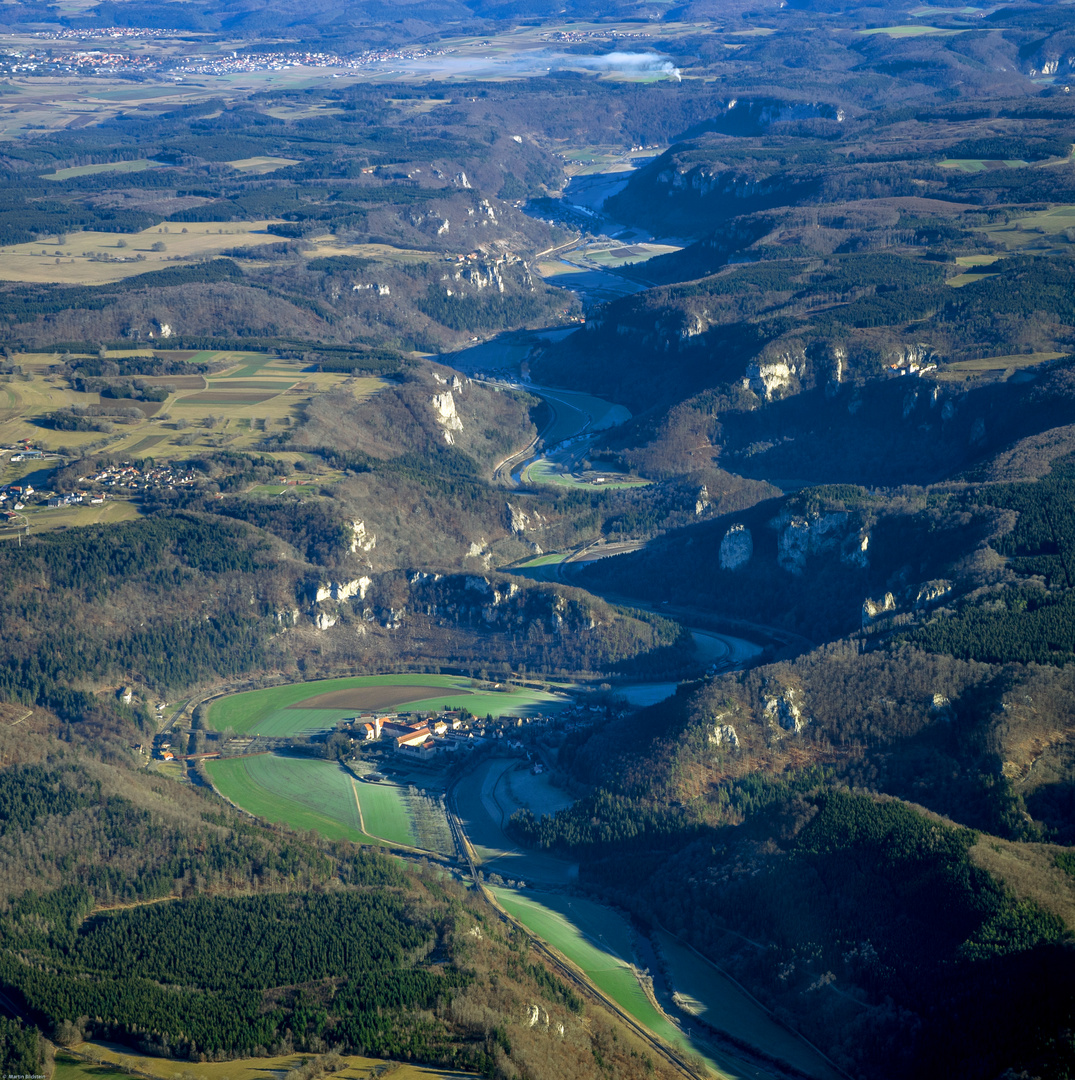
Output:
top-left (0, 348), bottom-right (385, 473)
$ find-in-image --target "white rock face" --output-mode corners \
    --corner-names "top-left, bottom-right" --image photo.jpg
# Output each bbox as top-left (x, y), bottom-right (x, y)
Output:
top-left (431, 391), bottom-right (463, 445)
top-left (335, 577), bottom-right (372, 602)
top-left (743, 349), bottom-right (805, 401)
top-left (313, 583), bottom-right (333, 603)
top-left (507, 502), bottom-right (530, 534)
top-left (695, 484), bottom-right (710, 516)
top-left (914, 580), bottom-right (952, 609)
top-left (764, 688), bottom-right (805, 733)
top-left (157, 321), bottom-right (173, 339)
top-left (437, 218), bottom-right (450, 236)
top-left (350, 520), bottom-right (376, 554)
top-left (314, 612), bottom-right (337, 630)
top-left (862, 592), bottom-right (897, 627)
top-left (720, 523), bottom-right (753, 570)
top-left (841, 532), bottom-right (870, 569)
top-left (773, 511), bottom-right (848, 574)
top-left (709, 722), bottom-right (740, 748)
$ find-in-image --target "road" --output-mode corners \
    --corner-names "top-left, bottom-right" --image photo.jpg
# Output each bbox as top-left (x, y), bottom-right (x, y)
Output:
top-left (445, 772), bottom-right (711, 1080)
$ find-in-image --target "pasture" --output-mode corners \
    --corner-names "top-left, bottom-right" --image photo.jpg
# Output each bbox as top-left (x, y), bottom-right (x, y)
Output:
top-left (354, 777), bottom-right (419, 846)
top-left (504, 766), bottom-right (575, 817)
top-left (522, 458), bottom-right (649, 489)
top-left (227, 155), bottom-right (300, 173)
top-left (61, 1044), bottom-right (472, 1080)
top-left (941, 351), bottom-right (1066, 374)
top-left (208, 675), bottom-right (568, 736)
top-left (0, 220), bottom-right (289, 285)
top-left (44, 159), bottom-right (161, 181)
top-left (207, 753), bottom-right (423, 847)
top-left (207, 754), bottom-right (367, 842)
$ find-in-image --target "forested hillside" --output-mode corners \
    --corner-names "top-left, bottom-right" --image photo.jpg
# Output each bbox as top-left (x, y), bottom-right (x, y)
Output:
top-left (2, 0), bottom-right (1075, 1077)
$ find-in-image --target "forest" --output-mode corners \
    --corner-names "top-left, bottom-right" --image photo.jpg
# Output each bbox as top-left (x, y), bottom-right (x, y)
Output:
top-left (1, 0), bottom-right (1075, 1077)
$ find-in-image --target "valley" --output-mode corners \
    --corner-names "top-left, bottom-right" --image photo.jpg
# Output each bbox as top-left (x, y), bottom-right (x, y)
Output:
top-left (2, 0), bottom-right (1075, 1078)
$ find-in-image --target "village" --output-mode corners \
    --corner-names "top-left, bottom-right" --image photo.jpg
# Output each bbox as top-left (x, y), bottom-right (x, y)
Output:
top-left (0, 451), bottom-right (201, 526)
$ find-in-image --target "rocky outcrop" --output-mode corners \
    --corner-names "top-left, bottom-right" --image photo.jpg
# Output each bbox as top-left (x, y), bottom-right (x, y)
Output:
top-left (431, 390), bottom-right (464, 445)
top-left (310, 578), bottom-right (372, 604)
top-left (720, 523), bottom-right (753, 570)
top-left (350, 520), bottom-right (376, 554)
top-left (506, 501), bottom-right (545, 535)
top-left (744, 347), bottom-right (806, 401)
top-left (765, 687), bottom-right (806, 733)
top-left (772, 510), bottom-right (849, 574)
top-left (914, 580), bottom-right (952, 609)
top-left (841, 531), bottom-right (870, 569)
top-left (862, 592), bottom-right (897, 627)
top-left (709, 722), bottom-right (740, 748)
top-left (313, 611), bottom-right (337, 630)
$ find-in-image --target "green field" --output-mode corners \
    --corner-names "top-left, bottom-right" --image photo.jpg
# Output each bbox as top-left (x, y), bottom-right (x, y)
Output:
top-left (355, 778), bottom-right (418, 846)
top-left (44, 158), bottom-right (159, 181)
top-left (523, 458), bottom-right (649, 489)
top-left (491, 888), bottom-right (723, 1074)
top-left (208, 753), bottom-right (436, 848)
top-left (858, 24), bottom-right (958, 35)
top-left (60, 1044), bottom-right (471, 1080)
top-left (207, 754), bottom-right (368, 841)
top-left (209, 675), bottom-right (567, 736)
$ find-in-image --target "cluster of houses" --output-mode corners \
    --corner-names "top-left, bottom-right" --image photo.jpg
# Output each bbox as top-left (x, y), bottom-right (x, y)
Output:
top-left (346, 709), bottom-right (553, 758)
top-left (348, 712), bottom-right (472, 758)
top-left (78, 461), bottom-right (200, 490)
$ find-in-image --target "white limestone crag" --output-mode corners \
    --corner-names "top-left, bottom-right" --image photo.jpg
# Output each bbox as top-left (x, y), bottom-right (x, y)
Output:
top-left (720, 523), bottom-right (753, 570)
top-left (914, 580), bottom-right (953, 609)
top-left (709, 722), bottom-right (740, 748)
top-left (841, 532), bottom-right (870, 569)
top-left (764, 687), bottom-right (806, 733)
top-left (744, 347), bottom-right (806, 401)
top-left (431, 390), bottom-right (463, 445)
top-left (862, 592), bottom-right (897, 627)
top-left (772, 511), bottom-right (849, 574)
top-left (350, 520), bottom-right (376, 554)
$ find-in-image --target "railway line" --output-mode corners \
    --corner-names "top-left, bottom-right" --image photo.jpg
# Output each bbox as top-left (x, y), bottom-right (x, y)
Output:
top-left (444, 774), bottom-right (711, 1080)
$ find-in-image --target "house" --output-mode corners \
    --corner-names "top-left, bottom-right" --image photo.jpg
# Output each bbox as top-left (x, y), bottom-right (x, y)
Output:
top-left (160, 751), bottom-right (174, 761)
top-left (360, 722), bottom-right (376, 740)
top-left (432, 720), bottom-right (448, 735)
